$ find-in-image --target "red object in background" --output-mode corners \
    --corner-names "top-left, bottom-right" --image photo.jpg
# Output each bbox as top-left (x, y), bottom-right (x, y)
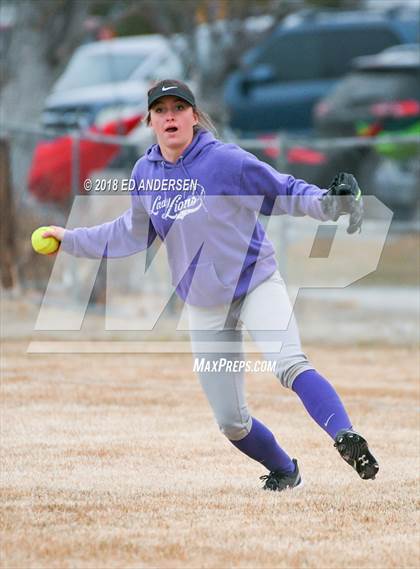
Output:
top-left (358, 121), bottom-right (383, 137)
top-left (287, 147), bottom-right (327, 165)
top-left (258, 134), bottom-right (327, 166)
top-left (28, 114), bottom-right (142, 202)
top-left (259, 134), bottom-right (281, 159)
top-left (98, 26), bottom-right (116, 40)
top-left (371, 99), bottom-right (420, 119)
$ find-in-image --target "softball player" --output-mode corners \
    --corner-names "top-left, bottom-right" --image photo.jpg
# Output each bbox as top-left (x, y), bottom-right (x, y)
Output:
top-left (45, 79), bottom-right (379, 491)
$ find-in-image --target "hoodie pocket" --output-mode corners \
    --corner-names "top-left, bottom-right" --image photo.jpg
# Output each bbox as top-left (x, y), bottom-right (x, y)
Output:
top-left (173, 261), bottom-right (234, 307)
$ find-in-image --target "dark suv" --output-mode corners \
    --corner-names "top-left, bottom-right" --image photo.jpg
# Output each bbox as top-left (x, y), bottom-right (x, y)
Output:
top-left (223, 9), bottom-right (419, 135)
top-left (311, 44), bottom-right (420, 219)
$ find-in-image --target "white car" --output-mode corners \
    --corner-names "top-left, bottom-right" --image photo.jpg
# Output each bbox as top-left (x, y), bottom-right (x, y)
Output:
top-left (42, 34), bottom-right (195, 130)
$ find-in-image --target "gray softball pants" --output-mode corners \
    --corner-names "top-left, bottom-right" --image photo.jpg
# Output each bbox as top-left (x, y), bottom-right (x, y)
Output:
top-left (187, 270), bottom-right (314, 441)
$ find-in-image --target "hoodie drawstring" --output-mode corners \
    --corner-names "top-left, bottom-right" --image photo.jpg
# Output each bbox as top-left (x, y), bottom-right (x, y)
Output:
top-left (180, 156), bottom-right (209, 214)
top-left (161, 160), bottom-right (171, 218)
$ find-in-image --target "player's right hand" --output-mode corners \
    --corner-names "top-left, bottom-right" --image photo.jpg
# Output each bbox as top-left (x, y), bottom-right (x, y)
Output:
top-left (42, 225), bottom-right (65, 242)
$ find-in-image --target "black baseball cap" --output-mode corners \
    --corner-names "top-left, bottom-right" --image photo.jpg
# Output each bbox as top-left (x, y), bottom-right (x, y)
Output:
top-left (148, 80), bottom-right (196, 109)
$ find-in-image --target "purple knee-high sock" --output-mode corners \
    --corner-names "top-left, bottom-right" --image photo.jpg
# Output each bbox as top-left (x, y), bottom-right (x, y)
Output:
top-left (230, 417), bottom-right (294, 473)
top-left (292, 369), bottom-right (352, 439)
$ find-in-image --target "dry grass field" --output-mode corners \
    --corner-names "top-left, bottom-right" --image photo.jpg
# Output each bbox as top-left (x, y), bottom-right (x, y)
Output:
top-left (1, 341), bottom-right (419, 569)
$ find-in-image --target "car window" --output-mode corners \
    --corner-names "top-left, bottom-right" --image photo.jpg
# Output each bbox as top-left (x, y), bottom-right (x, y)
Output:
top-left (322, 27), bottom-right (403, 78)
top-left (54, 51), bottom-right (151, 92)
top-left (253, 31), bottom-right (323, 81)
top-left (253, 26), bottom-right (401, 82)
top-left (130, 49), bottom-right (183, 81)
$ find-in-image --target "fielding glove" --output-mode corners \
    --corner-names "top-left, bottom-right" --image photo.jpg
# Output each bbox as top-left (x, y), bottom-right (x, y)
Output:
top-left (321, 172), bottom-right (363, 234)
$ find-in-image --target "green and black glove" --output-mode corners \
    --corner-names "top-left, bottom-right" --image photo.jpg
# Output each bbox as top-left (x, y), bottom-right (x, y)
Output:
top-left (321, 172), bottom-right (363, 234)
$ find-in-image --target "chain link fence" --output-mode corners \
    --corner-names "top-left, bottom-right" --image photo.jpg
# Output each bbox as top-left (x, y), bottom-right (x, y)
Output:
top-left (1, 122), bottom-right (418, 344)
top-left (1, 123), bottom-right (419, 286)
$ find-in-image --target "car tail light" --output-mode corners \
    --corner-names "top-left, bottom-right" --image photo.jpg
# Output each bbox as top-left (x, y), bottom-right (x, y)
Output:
top-left (370, 99), bottom-right (420, 118)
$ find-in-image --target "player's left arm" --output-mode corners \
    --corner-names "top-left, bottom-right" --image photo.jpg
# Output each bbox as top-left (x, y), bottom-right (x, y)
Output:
top-left (239, 155), bottom-right (363, 233)
top-left (320, 172), bottom-right (363, 234)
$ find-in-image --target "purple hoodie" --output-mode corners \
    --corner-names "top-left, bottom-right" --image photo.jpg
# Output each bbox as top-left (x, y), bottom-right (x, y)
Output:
top-left (62, 130), bottom-right (329, 306)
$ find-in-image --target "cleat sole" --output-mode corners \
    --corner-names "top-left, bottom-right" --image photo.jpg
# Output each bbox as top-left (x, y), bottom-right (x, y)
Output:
top-left (335, 431), bottom-right (379, 480)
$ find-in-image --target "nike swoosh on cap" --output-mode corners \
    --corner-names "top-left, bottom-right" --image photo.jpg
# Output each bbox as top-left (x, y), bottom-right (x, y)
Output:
top-left (162, 86), bottom-right (177, 91)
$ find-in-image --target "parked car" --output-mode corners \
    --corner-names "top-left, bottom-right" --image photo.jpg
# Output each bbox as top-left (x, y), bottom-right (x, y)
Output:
top-left (29, 113), bottom-right (142, 203)
top-left (223, 8), bottom-right (419, 135)
top-left (42, 34), bottom-right (194, 130)
top-left (309, 43), bottom-right (419, 219)
top-left (32, 34), bottom-right (194, 204)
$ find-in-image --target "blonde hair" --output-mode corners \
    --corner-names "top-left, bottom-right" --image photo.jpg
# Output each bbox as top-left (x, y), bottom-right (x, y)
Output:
top-left (193, 108), bottom-right (218, 136)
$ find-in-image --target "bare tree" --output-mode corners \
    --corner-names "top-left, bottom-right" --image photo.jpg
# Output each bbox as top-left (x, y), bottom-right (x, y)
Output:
top-left (102, 0), bottom-right (292, 112)
top-left (0, 0), bottom-right (91, 197)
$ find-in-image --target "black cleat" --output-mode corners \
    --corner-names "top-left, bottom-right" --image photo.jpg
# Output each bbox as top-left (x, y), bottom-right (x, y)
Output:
top-left (334, 429), bottom-right (379, 480)
top-left (260, 459), bottom-right (303, 491)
